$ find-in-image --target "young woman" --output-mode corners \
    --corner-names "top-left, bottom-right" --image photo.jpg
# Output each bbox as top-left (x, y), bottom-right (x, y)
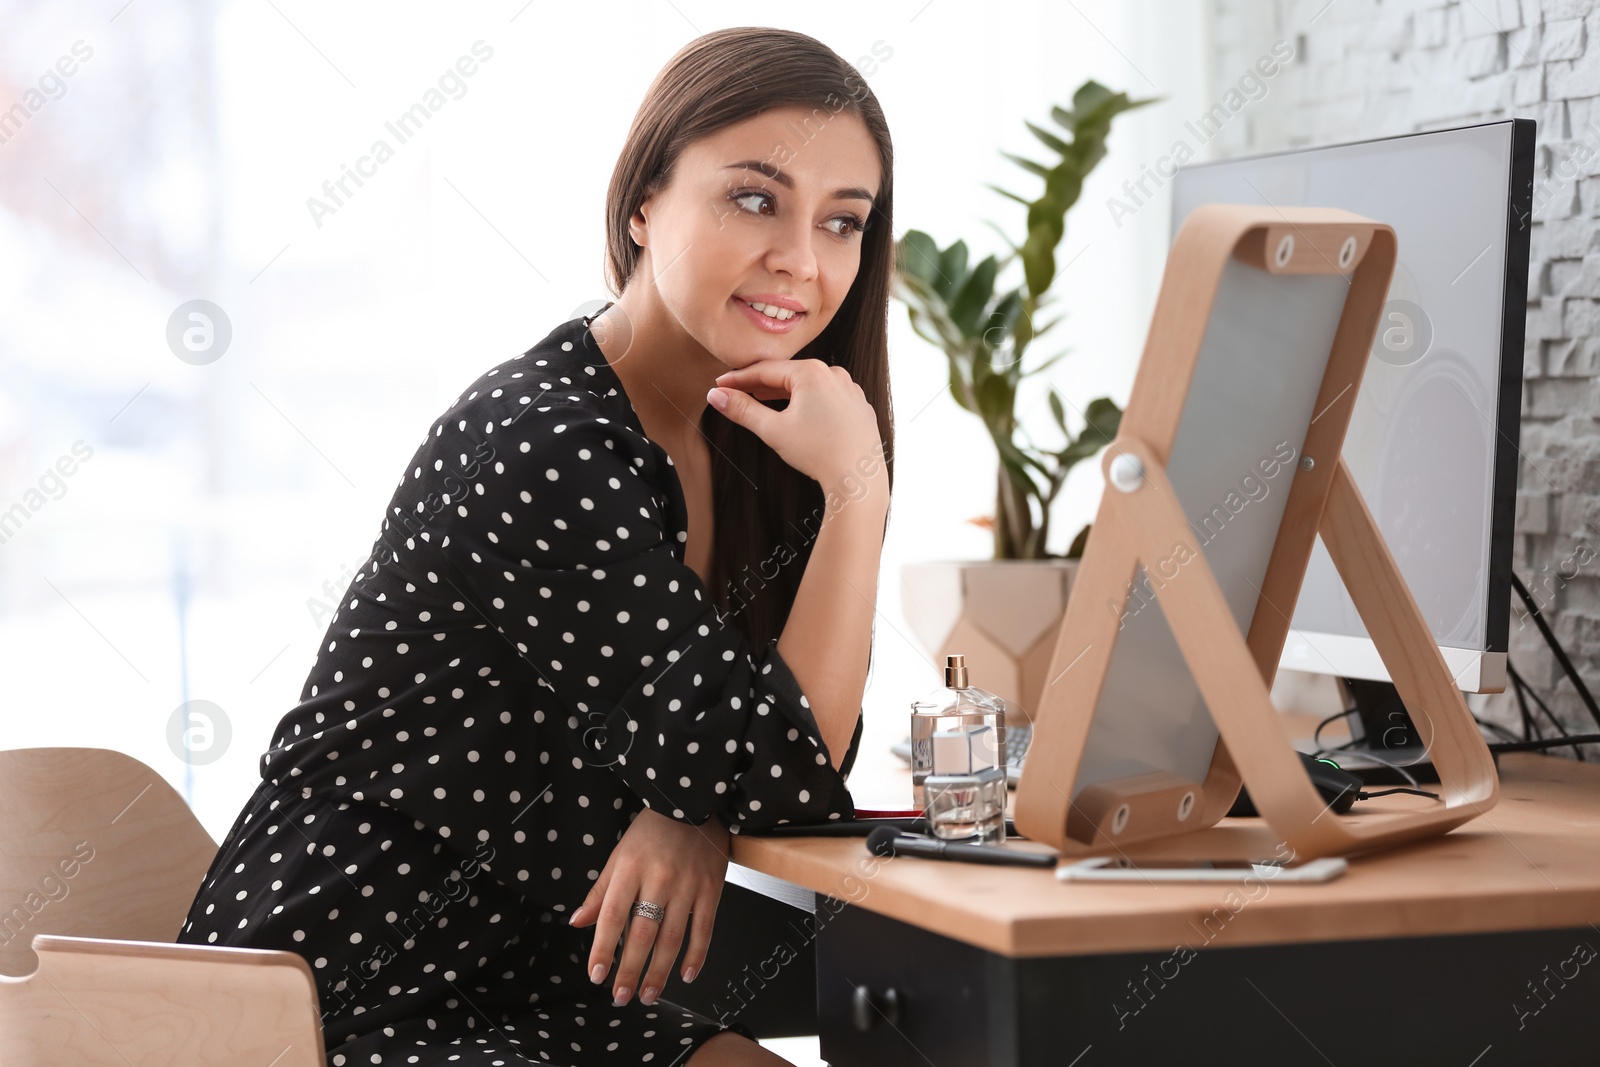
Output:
top-left (176, 25), bottom-right (896, 1067)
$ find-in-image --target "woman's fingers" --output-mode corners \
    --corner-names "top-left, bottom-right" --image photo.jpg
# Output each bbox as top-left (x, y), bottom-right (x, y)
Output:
top-left (710, 358), bottom-right (879, 490)
top-left (610, 892), bottom-right (670, 1005)
top-left (680, 887), bottom-right (720, 985)
top-left (586, 874), bottom-right (635, 986)
top-left (569, 870), bottom-right (607, 929)
top-left (712, 378), bottom-right (790, 402)
top-left (714, 357), bottom-right (809, 394)
top-left (715, 356), bottom-right (851, 400)
top-left (706, 384), bottom-right (780, 439)
top-left (637, 907), bottom-right (691, 1005)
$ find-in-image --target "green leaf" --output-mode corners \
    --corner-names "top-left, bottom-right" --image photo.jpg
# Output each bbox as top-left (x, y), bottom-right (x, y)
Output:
top-left (969, 334), bottom-right (991, 394)
top-left (947, 356), bottom-right (974, 414)
top-left (986, 183), bottom-right (1032, 207)
top-left (1031, 313), bottom-right (1066, 337)
top-left (1048, 390), bottom-right (1067, 435)
top-left (1019, 443), bottom-right (1058, 482)
top-left (1011, 300), bottom-right (1037, 354)
top-left (1002, 152), bottom-right (1051, 180)
top-left (1025, 120), bottom-right (1070, 156)
top-left (934, 240), bottom-right (969, 301)
top-left (994, 437), bottom-right (1043, 500)
top-left (975, 373), bottom-right (1015, 426)
top-left (1057, 396), bottom-right (1123, 467)
top-left (1041, 170), bottom-right (1084, 214)
top-left (892, 268), bottom-right (935, 306)
top-left (1026, 193), bottom-right (1067, 240)
top-left (987, 288), bottom-right (1024, 338)
top-left (904, 313), bottom-right (946, 353)
top-left (1026, 346), bottom-right (1072, 377)
top-left (1020, 229), bottom-right (1056, 298)
top-left (1071, 92), bottom-right (1161, 141)
top-left (1072, 139), bottom-right (1110, 175)
top-left (1056, 436), bottom-right (1103, 469)
top-left (1071, 80), bottom-right (1116, 118)
top-left (895, 274), bottom-right (972, 355)
top-left (921, 302), bottom-right (972, 354)
top-left (1082, 396), bottom-right (1123, 442)
top-left (897, 230), bottom-right (942, 286)
top-left (1065, 522), bottom-right (1092, 559)
top-left (949, 255), bottom-right (998, 335)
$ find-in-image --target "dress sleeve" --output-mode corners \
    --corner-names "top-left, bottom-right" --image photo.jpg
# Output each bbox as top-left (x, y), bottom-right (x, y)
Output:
top-left (432, 405), bottom-right (859, 834)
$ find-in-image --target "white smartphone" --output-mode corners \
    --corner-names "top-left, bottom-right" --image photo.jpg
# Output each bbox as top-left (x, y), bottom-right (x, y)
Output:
top-left (1056, 856), bottom-right (1348, 884)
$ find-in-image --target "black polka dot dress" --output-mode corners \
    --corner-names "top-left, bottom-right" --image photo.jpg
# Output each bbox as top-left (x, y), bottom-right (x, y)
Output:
top-left (175, 308), bottom-right (865, 1065)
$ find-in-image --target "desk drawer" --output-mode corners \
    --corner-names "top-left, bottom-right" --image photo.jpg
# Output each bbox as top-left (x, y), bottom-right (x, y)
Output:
top-left (816, 901), bottom-right (1018, 1066)
top-left (816, 903), bottom-right (1600, 1067)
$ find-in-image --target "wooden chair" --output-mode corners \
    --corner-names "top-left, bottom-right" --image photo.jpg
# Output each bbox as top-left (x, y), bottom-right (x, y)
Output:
top-left (0, 747), bottom-right (325, 1066)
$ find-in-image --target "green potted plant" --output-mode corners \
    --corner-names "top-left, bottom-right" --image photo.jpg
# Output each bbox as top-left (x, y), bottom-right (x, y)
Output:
top-left (895, 80), bottom-right (1159, 724)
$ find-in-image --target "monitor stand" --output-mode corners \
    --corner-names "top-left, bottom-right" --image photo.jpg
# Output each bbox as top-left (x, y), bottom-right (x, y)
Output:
top-left (1329, 677), bottom-right (1441, 785)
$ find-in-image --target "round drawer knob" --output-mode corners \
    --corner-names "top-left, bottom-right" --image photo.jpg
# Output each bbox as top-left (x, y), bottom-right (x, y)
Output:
top-left (851, 984), bottom-right (903, 1030)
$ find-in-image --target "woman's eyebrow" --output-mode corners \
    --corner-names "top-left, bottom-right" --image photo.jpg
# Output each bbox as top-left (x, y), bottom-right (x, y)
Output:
top-left (722, 161), bottom-right (876, 205)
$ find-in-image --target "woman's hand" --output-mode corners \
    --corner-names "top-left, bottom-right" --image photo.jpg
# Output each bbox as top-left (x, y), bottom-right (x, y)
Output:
top-left (707, 359), bottom-right (885, 496)
top-left (568, 805), bottom-right (731, 1007)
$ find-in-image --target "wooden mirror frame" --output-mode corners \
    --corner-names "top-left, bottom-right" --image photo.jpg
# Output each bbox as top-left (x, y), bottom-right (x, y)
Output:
top-left (1012, 204), bottom-right (1501, 861)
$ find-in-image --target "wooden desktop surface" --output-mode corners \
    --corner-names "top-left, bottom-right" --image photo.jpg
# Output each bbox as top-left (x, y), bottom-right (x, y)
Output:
top-left (728, 723), bottom-right (1600, 959)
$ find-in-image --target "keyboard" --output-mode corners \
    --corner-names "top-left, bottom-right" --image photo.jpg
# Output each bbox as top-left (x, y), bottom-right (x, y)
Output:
top-left (890, 721), bottom-right (1032, 789)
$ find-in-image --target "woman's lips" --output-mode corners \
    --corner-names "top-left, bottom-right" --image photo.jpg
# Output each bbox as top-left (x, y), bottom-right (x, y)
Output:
top-left (732, 296), bottom-right (804, 333)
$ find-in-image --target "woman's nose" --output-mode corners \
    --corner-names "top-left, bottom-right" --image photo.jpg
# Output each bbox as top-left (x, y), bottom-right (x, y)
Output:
top-left (765, 218), bottom-right (819, 281)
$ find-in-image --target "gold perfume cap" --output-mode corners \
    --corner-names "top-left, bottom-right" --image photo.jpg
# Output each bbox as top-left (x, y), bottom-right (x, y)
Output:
top-left (944, 653), bottom-right (968, 689)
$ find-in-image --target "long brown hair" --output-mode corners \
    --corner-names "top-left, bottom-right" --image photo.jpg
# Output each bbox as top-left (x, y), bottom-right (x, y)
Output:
top-left (601, 28), bottom-right (897, 693)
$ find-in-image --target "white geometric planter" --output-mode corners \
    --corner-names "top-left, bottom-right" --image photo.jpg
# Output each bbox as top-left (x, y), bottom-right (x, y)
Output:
top-left (899, 558), bottom-right (1079, 726)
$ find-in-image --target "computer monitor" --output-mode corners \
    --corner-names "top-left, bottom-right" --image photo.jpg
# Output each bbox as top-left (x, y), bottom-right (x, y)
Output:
top-left (1169, 119), bottom-right (1535, 774)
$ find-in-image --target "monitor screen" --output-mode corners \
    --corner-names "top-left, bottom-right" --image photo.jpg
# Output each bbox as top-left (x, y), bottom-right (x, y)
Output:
top-left (1169, 120), bottom-right (1533, 692)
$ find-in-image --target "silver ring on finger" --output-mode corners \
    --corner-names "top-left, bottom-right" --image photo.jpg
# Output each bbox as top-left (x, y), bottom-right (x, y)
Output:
top-left (630, 900), bottom-right (665, 924)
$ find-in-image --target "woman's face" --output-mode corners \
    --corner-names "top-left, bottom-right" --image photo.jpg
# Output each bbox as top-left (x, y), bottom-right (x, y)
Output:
top-left (630, 104), bottom-right (882, 370)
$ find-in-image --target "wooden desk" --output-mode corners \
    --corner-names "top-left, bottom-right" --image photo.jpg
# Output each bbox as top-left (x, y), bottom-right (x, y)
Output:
top-left (722, 752), bottom-right (1600, 1066)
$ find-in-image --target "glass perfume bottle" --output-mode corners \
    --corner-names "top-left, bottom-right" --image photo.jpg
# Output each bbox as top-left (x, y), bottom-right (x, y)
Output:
top-left (925, 767), bottom-right (1007, 844)
top-left (910, 654), bottom-right (1006, 816)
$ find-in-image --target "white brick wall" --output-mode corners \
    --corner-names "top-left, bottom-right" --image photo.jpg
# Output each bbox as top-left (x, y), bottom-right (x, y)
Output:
top-left (1208, 0), bottom-right (1600, 745)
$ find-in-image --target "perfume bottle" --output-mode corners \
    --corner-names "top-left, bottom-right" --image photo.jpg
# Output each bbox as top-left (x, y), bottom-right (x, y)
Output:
top-left (909, 654), bottom-right (1007, 816)
top-left (925, 767), bottom-right (1007, 844)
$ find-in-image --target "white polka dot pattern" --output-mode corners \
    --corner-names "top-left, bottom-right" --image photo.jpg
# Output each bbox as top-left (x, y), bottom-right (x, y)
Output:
top-left (435, 408), bottom-right (857, 834)
top-left (172, 313), bottom-right (859, 1063)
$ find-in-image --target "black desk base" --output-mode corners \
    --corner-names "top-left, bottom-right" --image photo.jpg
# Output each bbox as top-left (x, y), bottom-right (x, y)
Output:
top-left (673, 884), bottom-right (1599, 1066)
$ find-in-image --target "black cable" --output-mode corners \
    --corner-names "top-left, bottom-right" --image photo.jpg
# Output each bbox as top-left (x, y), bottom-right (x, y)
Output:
top-left (1309, 739), bottom-right (1425, 788)
top-left (1357, 787), bottom-right (1441, 801)
top-left (1512, 664), bottom-right (1565, 735)
top-left (1509, 663), bottom-right (1584, 761)
top-left (1312, 706), bottom-right (1359, 751)
top-left (1309, 705), bottom-right (1431, 788)
top-left (1308, 681), bottom-right (1593, 774)
top-left (1487, 733), bottom-right (1600, 754)
top-left (1512, 664), bottom-right (1569, 737)
top-left (1473, 715), bottom-right (1523, 744)
top-left (1512, 573), bottom-right (1600, 733)
top-left (1511, 666), bottom-right (1540, 742)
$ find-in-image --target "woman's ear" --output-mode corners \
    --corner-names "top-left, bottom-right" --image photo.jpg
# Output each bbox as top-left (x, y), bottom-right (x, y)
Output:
top-left (628, 200), bottom-right (651, 249)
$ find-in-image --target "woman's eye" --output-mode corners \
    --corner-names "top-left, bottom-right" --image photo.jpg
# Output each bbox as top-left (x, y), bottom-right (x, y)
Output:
top-left (728, 190), bottom-right (867, 240)
top-left (731, 190), bottom-right (773, 216)
top-left (827, 215), bottom-right (868, 238)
